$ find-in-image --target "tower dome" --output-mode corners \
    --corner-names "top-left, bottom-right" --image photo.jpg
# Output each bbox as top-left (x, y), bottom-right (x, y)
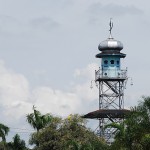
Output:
top-left (98, 36), bottom-right (123, 51)
top-left (96, 19), bottom-right (126, 58)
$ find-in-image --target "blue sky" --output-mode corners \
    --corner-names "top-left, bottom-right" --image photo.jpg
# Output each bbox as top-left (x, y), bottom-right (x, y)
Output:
top-left (0, 0), bottom-right (150, 143)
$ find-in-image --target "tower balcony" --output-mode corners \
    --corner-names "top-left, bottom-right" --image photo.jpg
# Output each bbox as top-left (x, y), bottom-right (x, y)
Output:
top-left (95, 68), bottom-right (127, 81)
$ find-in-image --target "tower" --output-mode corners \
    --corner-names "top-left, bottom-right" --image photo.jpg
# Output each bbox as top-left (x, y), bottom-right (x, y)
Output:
top-left (83, 20), bottom-right (129, 142)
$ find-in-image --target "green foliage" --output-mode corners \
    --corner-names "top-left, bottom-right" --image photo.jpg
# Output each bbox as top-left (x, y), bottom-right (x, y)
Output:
top-left (7, 134), bottom-right (27, 150)
top-left (26, 106), bottom-right (52, 132)
top-left (66, 140), bottom-right (96, 150)
top-left (29, 116), bottom-right (62, 150)
top-left (0, 124), bottom-right (9, 142)
top-left (0, 123), bottom-right (9, 150)
top-left (0, 141), bottom-right (7, 150)
top-left (105, 96), bottom-right (150, 150)
top-left (29, 114), bottom-right (109, 150)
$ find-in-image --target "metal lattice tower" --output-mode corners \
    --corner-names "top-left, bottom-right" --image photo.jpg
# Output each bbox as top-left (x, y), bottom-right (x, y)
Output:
top-left (83, 20), bottom-right (129, 143)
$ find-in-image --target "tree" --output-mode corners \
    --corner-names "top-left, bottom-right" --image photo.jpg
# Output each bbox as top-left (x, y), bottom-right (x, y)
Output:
top-left (0, 124), bottom-right (9, 142)
top-left (0, 123), bottom-right (9, 150)
top-left (29, 114), bottom-right (109, 150)
top-left (26, 106), bottom-right (52, 132)
top-left (7, 134), bottom-right (27, 150)
top-left (29, 116), bottom-right (62, 150)
top-left (124, 97), bottom-right (150, 149)
top-left (105, 96), bottom-right (150, 150)
top-left (104, 122), bottom-right (126, 149)
top-left (66, 140), bottom-right (95, 150)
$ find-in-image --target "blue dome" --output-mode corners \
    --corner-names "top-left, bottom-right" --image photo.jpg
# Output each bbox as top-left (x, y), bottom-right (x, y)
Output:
top-left (98, 37), bottom-right (123, 51)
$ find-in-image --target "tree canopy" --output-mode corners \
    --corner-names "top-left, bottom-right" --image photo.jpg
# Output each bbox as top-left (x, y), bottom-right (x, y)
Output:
top-left (26, 106), bottom-right (52, 132)
top-left (29, 114), bottom-right (108, 150)
top-left (105, 96), bottom-right (150, 150)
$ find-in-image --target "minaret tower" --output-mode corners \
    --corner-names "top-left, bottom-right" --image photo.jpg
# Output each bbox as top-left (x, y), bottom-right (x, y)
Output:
top-left (83, 20), bottom-right (129, 142)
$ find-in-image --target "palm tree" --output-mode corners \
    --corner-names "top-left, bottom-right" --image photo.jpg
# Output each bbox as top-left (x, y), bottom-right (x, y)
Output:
top-left (0, 123), bottom-right (9, 150)
top-left (27, 106), bottom-right (52, 147)
top-left (104, 122), bottom-right (127, 149)
top-left (104, 122), bottom-right (125, 139)
top-left (0, 123), bottom-right (9, 142)
top-left (26, 105), bottom-right (52, 132)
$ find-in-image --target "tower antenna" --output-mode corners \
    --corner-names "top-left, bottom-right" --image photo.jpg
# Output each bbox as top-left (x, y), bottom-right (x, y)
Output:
top-left (109, 18), bottom-right (113, 36)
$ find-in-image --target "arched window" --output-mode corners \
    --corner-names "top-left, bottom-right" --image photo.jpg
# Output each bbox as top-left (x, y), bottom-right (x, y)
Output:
top-left (104, 60), bottom-right (108, 64)
top-left (110, 60), bottom-right (114, 64)
top-left (117, 60), bottom-right (120, 65)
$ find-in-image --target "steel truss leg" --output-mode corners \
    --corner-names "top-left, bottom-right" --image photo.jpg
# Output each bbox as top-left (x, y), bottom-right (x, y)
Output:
top-left (97, 80), bottom-right (125, 142)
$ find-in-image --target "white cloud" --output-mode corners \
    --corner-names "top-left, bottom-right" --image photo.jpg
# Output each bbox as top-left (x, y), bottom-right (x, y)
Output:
top-left (31, 86), bottom-right (81, 116)
top-left (0, 61), bottom-right (31, 124)
top-left (0, 60), bottom-right (99, 127)
top-left (74, 63), bottom-right (99, 80)
top-left (30, 63), bottom-right (100, 116)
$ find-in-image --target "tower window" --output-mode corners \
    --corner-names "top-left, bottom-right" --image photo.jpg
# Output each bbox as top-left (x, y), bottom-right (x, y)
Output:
top-left (104, 60), bottom-right (108, 64)
top-left (110, 60), bottom-right (114, 64)
top-left (117, 60), bottom-right (120, 65)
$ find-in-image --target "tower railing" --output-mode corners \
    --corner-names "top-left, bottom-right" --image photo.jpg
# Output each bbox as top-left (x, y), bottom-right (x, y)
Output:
top-left (95, 68), bottom-right (127, 80)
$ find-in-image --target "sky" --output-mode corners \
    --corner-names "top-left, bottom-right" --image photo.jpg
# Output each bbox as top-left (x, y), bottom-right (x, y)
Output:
top-left (0, 0), bottom-right (150, 144)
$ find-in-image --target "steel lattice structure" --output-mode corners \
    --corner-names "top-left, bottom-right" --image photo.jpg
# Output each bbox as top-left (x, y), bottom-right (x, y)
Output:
top-left (83, 20), bottom-right (129, 143)
top-left (95, 69), bottom-right (127, 141)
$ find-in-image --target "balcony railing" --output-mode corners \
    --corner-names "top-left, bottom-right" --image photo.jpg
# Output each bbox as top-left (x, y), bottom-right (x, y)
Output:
top-left (95, 68), bottom-right (127, 80)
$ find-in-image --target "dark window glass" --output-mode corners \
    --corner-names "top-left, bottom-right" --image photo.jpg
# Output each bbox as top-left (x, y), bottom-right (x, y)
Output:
top-left (110, 60), bottom-right (114, 64)
top-left (117, 60), bottom-right (119, 65)
top-left (104, 60), bottom-right (108, 64)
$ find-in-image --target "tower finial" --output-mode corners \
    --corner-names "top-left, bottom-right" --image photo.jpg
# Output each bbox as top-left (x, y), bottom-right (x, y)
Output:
top-left (109, 18), bottom-right (113, 38)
